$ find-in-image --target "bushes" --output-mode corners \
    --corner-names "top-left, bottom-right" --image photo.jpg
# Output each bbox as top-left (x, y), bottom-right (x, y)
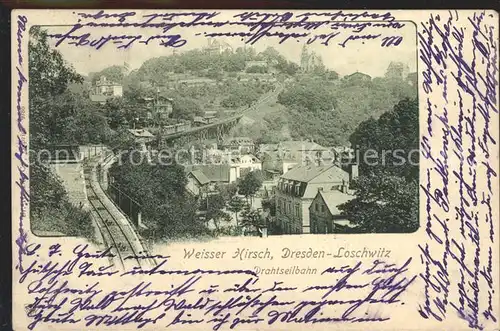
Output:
top-left (109, 157), bottom-right (206, 241)
top-left (30, 163), bottom-right (94, 238)
top-left (276, 71), bottom-right (417, 146)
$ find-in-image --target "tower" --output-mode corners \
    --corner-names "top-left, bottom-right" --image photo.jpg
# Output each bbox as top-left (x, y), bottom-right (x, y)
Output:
top-left (300, 45), bottom-right (309, 71)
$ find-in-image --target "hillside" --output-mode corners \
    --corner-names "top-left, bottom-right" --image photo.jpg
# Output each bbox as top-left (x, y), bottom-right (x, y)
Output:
top-left (234, 70), bottom-right (417, 146)
top-left (86, 48), bottom-right (416, 147)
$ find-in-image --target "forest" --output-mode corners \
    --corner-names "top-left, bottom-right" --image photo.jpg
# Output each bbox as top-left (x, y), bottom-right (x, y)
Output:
top-left (239, 62), bottom-right (417, 146)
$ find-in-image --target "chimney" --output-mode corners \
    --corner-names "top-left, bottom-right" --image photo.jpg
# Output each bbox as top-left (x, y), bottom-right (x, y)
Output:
top-left (341, 179), bottom-right (348, 193)
top-left (304, 155), bottom-right (311, 166)
top-left (349, 164), bottom-right (359, 183)
top-left (315, 151), bottom-right (322, 166)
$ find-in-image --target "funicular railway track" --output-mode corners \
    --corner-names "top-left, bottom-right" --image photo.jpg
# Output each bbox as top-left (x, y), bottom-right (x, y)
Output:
top-left (84, 155), bottom-right (156, 270)
top-left (157, 82), bottom-right (284, 142)
top-left (81, 83), bottom-right (283, 268)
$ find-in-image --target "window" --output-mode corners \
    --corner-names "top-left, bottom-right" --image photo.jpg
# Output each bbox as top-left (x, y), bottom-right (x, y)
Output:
top-left (321, 205), bottom-right (325, 213)
top-left (295, 204), bottom-right (300, 217)
top-left (315, 203), bottom-right (319, 212)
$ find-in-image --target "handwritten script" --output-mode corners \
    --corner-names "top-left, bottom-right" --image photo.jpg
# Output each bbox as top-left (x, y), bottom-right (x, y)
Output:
top-left (418, 10), bottom-right (498, 330)
top-left (15, 14), bottom-right (29, 273)
top-left (46, 10), bottom-right (407, 50)
top-left (18, 243), bottom-right (416, 330)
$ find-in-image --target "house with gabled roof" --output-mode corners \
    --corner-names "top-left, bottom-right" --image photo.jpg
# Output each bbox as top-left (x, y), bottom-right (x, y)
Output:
top-left (187, 170), bottom-right (213, 197)
top-left (309, 190), bottom-right (356, 234)
top-left (274, 163), bottom-right (354, 234)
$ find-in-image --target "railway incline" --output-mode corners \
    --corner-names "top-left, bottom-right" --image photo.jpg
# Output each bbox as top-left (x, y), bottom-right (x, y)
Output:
top-left (83, 151), bottom-right (157, 270)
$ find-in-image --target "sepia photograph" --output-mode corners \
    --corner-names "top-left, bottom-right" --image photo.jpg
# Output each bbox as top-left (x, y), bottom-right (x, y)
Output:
top-left (29, 20), bottom-right (418, 254)
top-left (13, 9), bottom-right (499, 331)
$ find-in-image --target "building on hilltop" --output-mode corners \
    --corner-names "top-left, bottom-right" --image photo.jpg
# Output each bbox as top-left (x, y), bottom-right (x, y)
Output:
top-left (343, 72), bottom-right (372, 84)
top-left (274, 163), bottom-right (357, 234)
top-left (406, 72), bottom-right (418, 87)
top-left (90, 75), bottom-right (123, 104)
top-left (204, 38), bottom-right (233, 55)
top-left (385, 61), bottom-right (410, 80)
top-left (140, 92), bottom-right (174, 125)
top-left (300, 45), bottom-right (324, 73)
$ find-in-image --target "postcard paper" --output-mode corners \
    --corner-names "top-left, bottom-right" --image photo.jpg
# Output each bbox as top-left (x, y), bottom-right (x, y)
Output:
top-left (11, 8), bottom-right (499, 330)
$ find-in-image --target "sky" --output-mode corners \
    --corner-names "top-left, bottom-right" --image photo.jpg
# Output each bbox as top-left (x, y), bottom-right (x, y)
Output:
top-left (43, 18), bottom-right (417, 78)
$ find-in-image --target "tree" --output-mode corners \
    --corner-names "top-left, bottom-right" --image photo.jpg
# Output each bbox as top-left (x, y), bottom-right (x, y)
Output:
top-left (109, 156), bottom-right (207, 240)
top-left (227, 196), bottom-right (245, 226)
top-left (349, 98), bottom-right (419, 181)
top-left (273, 71), bottom-right (417, 146)
top-left (238, 170), bottom-right (263, 205)
top-left (29, 26), bottom-right (84, 149)
top-left (325, 70), bottom-right (339, 80)
top-left (246, 65), bottom-right (268, 74)
top-left (29, 26), bottom-right (95, 238)
top-left (89, 65), bottom-right (127, 84)
top-left (338, 175), bottom-right (418, 233)
top-left (206, 67), bottom-right (223, 81)
top-left (171, 97), bottom-right (203, 120)
top-left (105, 97), bottom-right (128, 129)
top-left (338, 98), bottom-right (419, 233)
top-left (260, 47), bottom-right (284, 64)
top-left (221, 54), bottom-right (246, 72)
top-left (203, 194), bottom-right (227, 231)
top-left (285, 62), bottom-right (300, 76)
top-left (261, 197), bottom-right (276, 217)
top-left (217, 183), bottom-right (238, 202)
top-left (221, 84), bottom-right (260, 108)
top-left (240, 205), bottom-right (265, 235)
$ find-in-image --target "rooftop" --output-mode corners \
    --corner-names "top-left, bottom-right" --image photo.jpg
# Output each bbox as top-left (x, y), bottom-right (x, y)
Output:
top-left (128, 129), bottom-right (155, 138)
top-left (189, 170), bottom-right (210, 185)
top-left (231, 154), bottom-right (260, 164)
top-left (344, 71), bottom-right (372, 79)
top-left (279, 140), bottom-right (329, 152)
top-left (281, 164), bottom-right (347, 183)
top-left (223, 137), bottom-right (254, 145)
top-left (96, 76), bottom-right (121, 86)
top-left (185, 165), bottom-right (230, 182)
top-left (317, 190), bottom-right (355, 215)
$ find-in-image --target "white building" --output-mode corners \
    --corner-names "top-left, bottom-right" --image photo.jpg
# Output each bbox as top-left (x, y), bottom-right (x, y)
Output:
top-left (90, 76), bottom-right (123, 104)
top-left (229, 154), bottom-right (262, 182)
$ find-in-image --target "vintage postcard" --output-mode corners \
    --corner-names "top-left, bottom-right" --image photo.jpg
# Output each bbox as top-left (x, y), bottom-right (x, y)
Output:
top-left (11, 8), bottom-right (499, 330)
